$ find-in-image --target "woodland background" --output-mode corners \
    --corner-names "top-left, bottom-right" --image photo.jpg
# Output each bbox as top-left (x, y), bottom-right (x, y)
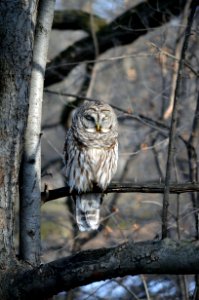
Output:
top-left (0, 0), bottom-right (198, 299)
top-left (38, 0), bottom-right (199, 299)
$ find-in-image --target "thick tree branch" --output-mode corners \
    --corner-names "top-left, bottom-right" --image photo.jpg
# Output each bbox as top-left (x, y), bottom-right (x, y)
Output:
top-left (53, 10), bottom-right (106, 32)
top-left (41, 182), bottom-right (199, 203)
top-left (45, 0), bottom-right (187, 87)
top-left (8, 239), bottom-right (199, 300)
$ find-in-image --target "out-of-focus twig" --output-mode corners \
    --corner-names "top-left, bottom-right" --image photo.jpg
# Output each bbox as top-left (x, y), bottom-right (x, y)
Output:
top-left (150, 42), bottom-right (199, 78)
top-left (141, 275), bottom-right (151, 300)
top-left (85, 0), bottom-right (99, 98)
top-left (187, 89), bottom-right (199, 299)
top-left (162, 0), bottom-right (198, 239)
top-left (44, 89), bottom-right (170, 134)
top-left (187, 90), bottom-right (199, 238)
top-left (112, 279), bottom-right (141, 300)
top-left (52, 9), bottom-right (106, 32)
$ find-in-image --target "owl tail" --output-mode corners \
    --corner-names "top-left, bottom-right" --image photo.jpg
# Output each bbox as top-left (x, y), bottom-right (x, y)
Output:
top-left (75, 194), bottom-right (102, 231)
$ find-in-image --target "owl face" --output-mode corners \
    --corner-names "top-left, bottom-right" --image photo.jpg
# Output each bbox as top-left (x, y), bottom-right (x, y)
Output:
top-left (73, 101), bottom-right (118, 135)
top-left (82, 109), bottom-right (113, 133)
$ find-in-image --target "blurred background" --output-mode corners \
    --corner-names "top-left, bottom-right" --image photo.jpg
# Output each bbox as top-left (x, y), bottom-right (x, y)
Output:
top-left (37, 0), bottom-right (199, 298)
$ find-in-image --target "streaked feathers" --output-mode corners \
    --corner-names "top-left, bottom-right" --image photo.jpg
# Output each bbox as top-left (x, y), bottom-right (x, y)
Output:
top-left (64, 100), bottom-right (118, 231)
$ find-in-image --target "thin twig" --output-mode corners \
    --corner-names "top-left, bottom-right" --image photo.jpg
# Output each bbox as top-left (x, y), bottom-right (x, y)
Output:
top-left (112, 279), bottom-right (141, 300)
top-left (150, 42), bottom-right (199, 78)
top-left (85, 0), bottom-right (99, 98)
top-left (161, 0), bottom-right (197, 239)
top-left (188, 90), bottom-right (199, 238)
top-left (188, 87), bottom-right (199, 298)
top-left (46, 53), bottom-right (153, 70)
top-left (44, 89), bottom-right (170, 134)
top-left (141, 275), bottom-right (151, 300)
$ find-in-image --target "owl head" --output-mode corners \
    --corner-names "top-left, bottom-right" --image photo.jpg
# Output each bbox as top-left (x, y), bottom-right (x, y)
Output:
top-left (72, 100), bottom-right (118, 136)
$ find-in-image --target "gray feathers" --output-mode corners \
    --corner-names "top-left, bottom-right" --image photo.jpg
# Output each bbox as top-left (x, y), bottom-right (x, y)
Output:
top-left (64, 101), bottom-right (118, 231)
top-left (76, 194), bottom-right (102, 231)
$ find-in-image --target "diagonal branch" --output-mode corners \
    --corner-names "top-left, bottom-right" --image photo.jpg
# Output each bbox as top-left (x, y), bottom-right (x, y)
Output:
top-left (45, 0), bottom-right (187, 87)
top-left (8, 239), bottom-right (199, 300)
top-left (53, 9), bottom-right (106, 32)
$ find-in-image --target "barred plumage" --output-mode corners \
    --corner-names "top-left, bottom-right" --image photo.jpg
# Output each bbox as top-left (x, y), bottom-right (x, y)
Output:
top-left (64, 100), bottom-right (118, 231)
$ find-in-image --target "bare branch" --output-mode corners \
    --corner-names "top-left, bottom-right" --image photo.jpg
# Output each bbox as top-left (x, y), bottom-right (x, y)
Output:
top-left (41, 182), bottom-right (199, 203)
top-left (44, 89), bottom-right (170, 134)
top-left (150, 42), bottom-right (199, 79)
top-left (45, 0), bottom-right (187, 87)
top-left (53, 9), bottom-right (106, 32)
top-left (187, 89), bottom-right (199, 240)
top-left (161, 0), bottom-right (197, 239)
top-left (8, 239), bottom-right (199, 300)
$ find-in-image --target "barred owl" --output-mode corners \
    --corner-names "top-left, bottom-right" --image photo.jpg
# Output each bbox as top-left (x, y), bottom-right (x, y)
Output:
top-left (64, 100), bottom-right (118, 231)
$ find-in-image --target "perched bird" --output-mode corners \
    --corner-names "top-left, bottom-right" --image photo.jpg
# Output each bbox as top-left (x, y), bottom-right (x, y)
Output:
top-left (64, 100), bottom-right (118, 231)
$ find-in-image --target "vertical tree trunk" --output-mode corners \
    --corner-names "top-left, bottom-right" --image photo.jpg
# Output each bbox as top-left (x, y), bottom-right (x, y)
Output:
top-left (0, 0), bottom-right (37, 265)
top-left (20, 0), bottom-right (55, 265)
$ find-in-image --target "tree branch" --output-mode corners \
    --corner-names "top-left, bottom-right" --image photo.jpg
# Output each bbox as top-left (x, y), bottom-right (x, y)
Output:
top-left (188, 89), bottom-right (199, 240)
top-left (9, 239), bottom-right (199, 300)
top-left (44, 89), bottom-right (171, 134)
top-left (53, 10), bottom-right (106, 32)
top-left (41, 182), bottom-right (199, 203)
top-left (45, 0), bottom-right (187, 87)
top-left (161, 0), bottom-right (197, 239)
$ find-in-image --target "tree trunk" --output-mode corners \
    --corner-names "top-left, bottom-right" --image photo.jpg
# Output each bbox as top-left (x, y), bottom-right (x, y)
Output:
top-left (0, 0), bottom-right (37, 263)
top-left (20, 0), bottom-right (55, 266)
top-left (0, 0), bottom-right (37, 297)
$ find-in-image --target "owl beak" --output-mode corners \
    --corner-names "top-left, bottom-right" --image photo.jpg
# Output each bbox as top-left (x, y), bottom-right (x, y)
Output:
top-left (96, 123), bottom-right (101, 132)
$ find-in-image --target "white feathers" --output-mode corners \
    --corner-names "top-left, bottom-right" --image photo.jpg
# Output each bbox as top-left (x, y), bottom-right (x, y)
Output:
top-left (64, 101), bottom-right (118, 231)
top-left (76, 194), bottom-right (101, 231)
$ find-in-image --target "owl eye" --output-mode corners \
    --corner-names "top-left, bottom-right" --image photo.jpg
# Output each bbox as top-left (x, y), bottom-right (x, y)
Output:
top-left (102, 116), bottom-right (108, 122)
top-left (85, 115), bottom-right (94, 122)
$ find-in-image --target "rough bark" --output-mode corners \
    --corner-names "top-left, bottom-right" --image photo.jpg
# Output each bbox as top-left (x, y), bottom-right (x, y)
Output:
top-left (44, 0), bottom-right (187, 87)
top-left (6, 239), bottom-right (199, 300)
top-left (0, 0), bottom-right (37, 264)
top-left (20, 0), bottom-right (55, 266)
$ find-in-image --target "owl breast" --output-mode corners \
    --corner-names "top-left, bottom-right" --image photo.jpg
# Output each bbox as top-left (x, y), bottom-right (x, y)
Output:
top-left (65, 138), bottom-right (118, 193)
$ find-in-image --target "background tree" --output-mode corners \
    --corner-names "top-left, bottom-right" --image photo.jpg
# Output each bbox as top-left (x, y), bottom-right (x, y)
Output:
top-left (0, 0), bottom-right (198, 299)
